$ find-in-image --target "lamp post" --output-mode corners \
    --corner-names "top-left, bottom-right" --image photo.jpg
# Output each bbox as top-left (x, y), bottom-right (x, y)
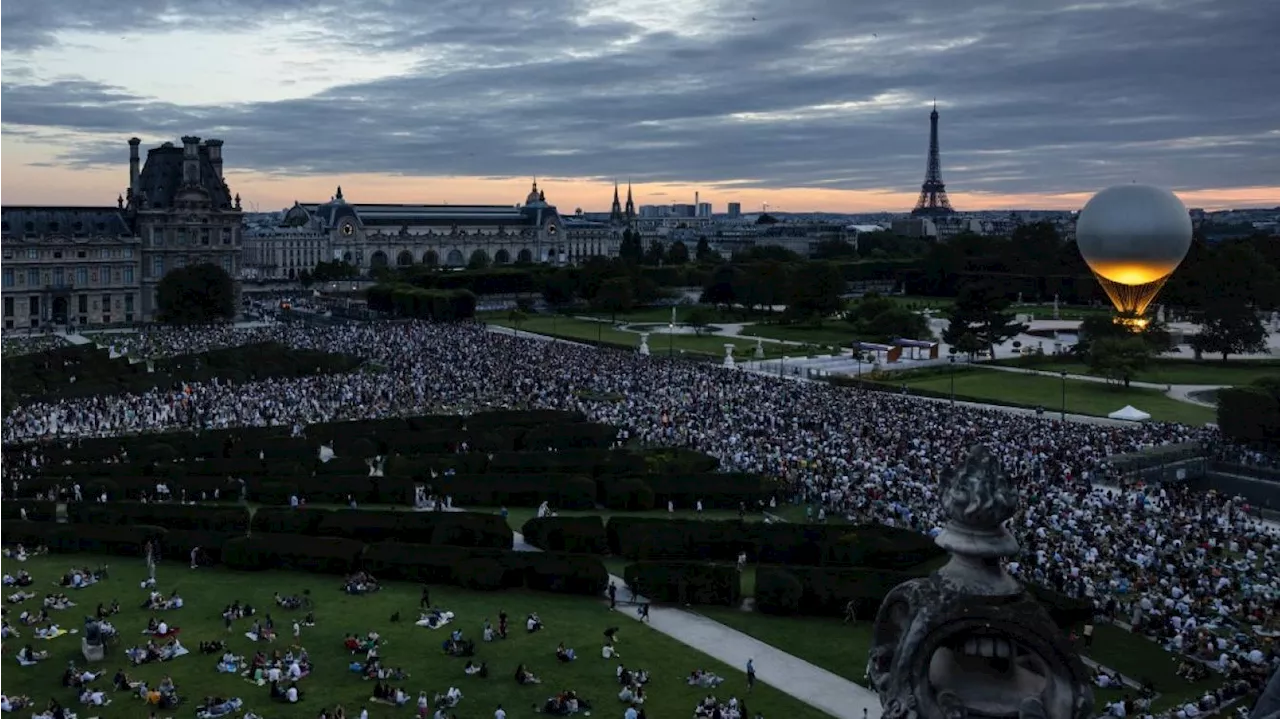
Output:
top-left (669, 306), bottom-right (676, 359)
top-left (1060, 371), bottom-right (1068, 421)
top-left (949, 353), bottom-right (957, 405)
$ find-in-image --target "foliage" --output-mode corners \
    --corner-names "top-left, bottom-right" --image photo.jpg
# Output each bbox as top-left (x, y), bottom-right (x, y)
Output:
top-left (541, 268), bottom-right (577, 307)
top-left (521, 516), bottom-right (608, 554)
top-left (644, 240), bottom-right (667, 265)
top-left (684, 306), bottom-right (715, 335)
top-left (619, 228), bottom-right (644, 263)
top-left (941, 283), bottom-right (1027, 359)
top-left (845, 293), bottom-right (929, 342)
top-left (1217, 377), bottom-right (1280, 445)
top-left (624, 561), bottom-right (742, 606)
top-left (310, 260), bottom-right (359, 283)
top-left (733, 245), bottom-right (802, 263)
top-left (700, 264), bottom-right (740, 308)
top-left (592, 276), bottom-right (635, 319)
top-left (1191, 300), bottom-right (1268, 361)
top-left (1087, 336), bottom-right (1154, 387)
top-left (732, 262), bottom-right (789, 315)
top-left (695, 236), bottom-right (714, 262)
top-left (156, 262), bottom-right (236, 324)
top-left (811, 239), bottom-right (858, 260)
top-left (365, 283), bottom-right (477, 320)
top-left (784, 262), bottom-right (845, 325)
top-left (667, 240), bottom-right (690, 264)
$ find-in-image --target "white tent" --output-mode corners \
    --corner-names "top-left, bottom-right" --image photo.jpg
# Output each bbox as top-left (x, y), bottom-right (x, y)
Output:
top-left (1108, 405), bottom-right (1152, 422)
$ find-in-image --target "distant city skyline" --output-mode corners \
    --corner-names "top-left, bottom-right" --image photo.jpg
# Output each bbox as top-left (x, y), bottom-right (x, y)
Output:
top-left (3, 0), bottom-right (1278, 213)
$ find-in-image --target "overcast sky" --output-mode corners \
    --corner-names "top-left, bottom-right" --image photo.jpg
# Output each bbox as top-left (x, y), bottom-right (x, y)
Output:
top-left (2, 0), bottom-right (1277, 212)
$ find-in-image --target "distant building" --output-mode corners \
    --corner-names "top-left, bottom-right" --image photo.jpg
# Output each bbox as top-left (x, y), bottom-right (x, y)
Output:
top-left (1, 135), bottom-right (243, 328)
top-left (697, 202), bottom-right (713, 218)
top-left (243, 225), bottom-right (329, 280)
top-left (727, 202), bottom-right (742, 218)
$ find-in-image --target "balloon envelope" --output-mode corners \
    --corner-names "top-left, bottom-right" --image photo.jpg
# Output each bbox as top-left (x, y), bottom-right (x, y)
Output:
top-left (1075, 185), bottom-right (1193, 286)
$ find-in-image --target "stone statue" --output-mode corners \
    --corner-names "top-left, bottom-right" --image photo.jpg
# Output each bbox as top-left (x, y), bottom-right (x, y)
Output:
top-left (755, 338), bottom-right (765, 360)
top-left (639, 332), bottom-right (651, 356)
top-left (723, 344), bottom-right (736, 369)
top-left (866, 445), bottom-right (1094, 719)
top-left (1052, 294), bottom-right (1060, 320)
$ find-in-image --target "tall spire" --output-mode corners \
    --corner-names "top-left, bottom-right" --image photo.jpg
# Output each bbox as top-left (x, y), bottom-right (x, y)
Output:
top-left (610, 181), bottom-right (624, 224)
top-left (624, 181), bottom-right (636, 222)
top-left (912, 101), bottom-right (956, 217)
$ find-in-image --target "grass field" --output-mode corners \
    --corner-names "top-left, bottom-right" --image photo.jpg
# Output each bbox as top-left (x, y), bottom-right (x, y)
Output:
top-left (990, 358), bottom-right (1280, 386)
top-left (733, 323), bottom-right (862, 349)
top-left (496, 507), bottom-right (774, 534)
top-left (892, 368), bottom-right (1217, 425)
top-left (486, 315), bottom-right (796, 359)
top-left (694, 608), bottom-right (1215, 712)
top-left (0, 555), bottom-right (831, 719)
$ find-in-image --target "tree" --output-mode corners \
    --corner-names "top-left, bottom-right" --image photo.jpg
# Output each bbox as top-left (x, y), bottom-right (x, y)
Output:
top-left (644, 241), bottom-right (667, 265)
top-left (684, 306), bottom-right (715, 336)
top-left (941, 283), bottom-right (1027, 359)
top-left (593, 276), bottom-right (635, 320)
top-left (812, 239), bottom-right (858, 260)
top-left (156, 263), bottom-right (236, 324)
top-left (508, 308), bottom-right (528, 334)
top-left (311, 260), bottom-right (358, 282)
top-left (785, 262), bottom-right (845, 325)
top-left (700, 264), bottom-right (740, 308)
top-left (667, 241), bottom-right (690, 264)
top-left (467, 250), bottom-right (490, 270)
top-left (695, 236), bottom-right (714, 262)
top-left (619, 229), bottom-right (644, 264)
top-left (845, 294), bottom-right (929, 342)
top-left (1087, 336), bottom-right (1153, 388)
top-left (297, 269), bottom-right (313, 288)
top-left (1191, 300), bottom-right (1268, 361)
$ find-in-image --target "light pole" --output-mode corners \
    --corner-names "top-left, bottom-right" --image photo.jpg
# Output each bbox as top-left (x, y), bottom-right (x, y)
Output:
top-left (1060, 371), bottom-right (1067, 421)
top-left (949, 353), bottom-right (957, 405)
top-left (668, 321), bottom-right (674, 359)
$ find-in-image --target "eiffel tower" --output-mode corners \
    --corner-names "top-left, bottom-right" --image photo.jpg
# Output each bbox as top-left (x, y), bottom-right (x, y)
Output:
top-left (911, 101), bottom-right (956, 217)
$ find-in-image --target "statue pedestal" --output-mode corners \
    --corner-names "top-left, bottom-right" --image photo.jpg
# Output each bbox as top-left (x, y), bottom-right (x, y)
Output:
top-left (754, 339), bottom-right (765, 360)
top-left (638, 332), bottom-right (651, 356)
top-left (723, 344), bottom-right (736, 368)
top-left (82, 639), bottom-right (104, 663)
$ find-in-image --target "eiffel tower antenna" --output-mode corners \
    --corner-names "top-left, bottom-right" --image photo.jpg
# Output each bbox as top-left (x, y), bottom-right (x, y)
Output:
top-left (912, 101), bottom-right (956, 217)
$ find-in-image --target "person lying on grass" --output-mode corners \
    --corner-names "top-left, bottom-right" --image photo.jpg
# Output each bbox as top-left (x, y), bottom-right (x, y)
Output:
top-left (143, 589), bottom-right (183, 611)
top-left (16, 643), bottom-right (49, 664)
top-left (464, 660), bottom-right (489, 677)
top-left (687, 669), bottom-right (725, 688)
top-left (77, 685), bottom-right (109, 707)
top-left (0, 694), bottom-right (33, 713)
top-left (274, 591), bottom-right (307, 610)
top-left (60, 663), bottom-right (103, 688)
top-left (7, 590), bottom-right (36, 604)
top-left (19, 608), bottom-right (49, 626)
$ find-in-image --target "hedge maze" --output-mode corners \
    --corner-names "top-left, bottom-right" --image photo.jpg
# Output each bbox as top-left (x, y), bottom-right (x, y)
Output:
top-left (1, 341), bottom-right (360, 409)
top-left (4, 407), bottom-right (1092, 626)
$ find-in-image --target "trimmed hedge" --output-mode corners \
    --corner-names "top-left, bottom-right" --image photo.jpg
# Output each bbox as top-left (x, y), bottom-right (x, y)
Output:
top-left (223, 534), bottom-right (364, 574)
top-left (162, 529), bottom-right (238, 564)
top-left (521, 516), bottom-right (607, 554)
top-left (624, 561), bottom-right (742, 606)
top-left (252, 507), bottom-right (333, 535)
top-left (1, 520), bottom-right (61, 547)
top-left (315, 510), bottom-right (512, 548)
top-left (438, 474), bottom-right (597, 509)
top-left (754, 565), bottom-right (922, 618)
top-left (1, 500), bottom-right (57, 522)
top-left (47, 524), bottom-right (167, 557)
top-left (360, 541), bottom-right (607, 596)
top-left (66, 503), bottom-right (250, 532)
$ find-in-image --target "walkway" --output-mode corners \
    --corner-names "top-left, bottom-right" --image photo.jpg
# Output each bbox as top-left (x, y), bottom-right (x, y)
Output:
top-left (510, 531), bottom-right (879, 718)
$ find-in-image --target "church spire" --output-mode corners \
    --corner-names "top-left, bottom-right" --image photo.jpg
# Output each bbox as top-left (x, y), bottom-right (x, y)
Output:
top-left (624, 181), bottom-right (636, 222)
top-left (610, 181), bottom-right (623, 223)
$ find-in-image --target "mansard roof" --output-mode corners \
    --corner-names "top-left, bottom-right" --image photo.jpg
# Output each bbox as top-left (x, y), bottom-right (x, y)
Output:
top-left (296, 201), bottom-right (562, 229)
top-left (137, 143), bottom-right (233, 210)
top-left (0, 206), bottom-right (135, 238)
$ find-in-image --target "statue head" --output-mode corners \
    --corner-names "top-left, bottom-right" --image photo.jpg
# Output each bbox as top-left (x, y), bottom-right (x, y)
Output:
top-left (866, 445), bottom-right (1094, 719)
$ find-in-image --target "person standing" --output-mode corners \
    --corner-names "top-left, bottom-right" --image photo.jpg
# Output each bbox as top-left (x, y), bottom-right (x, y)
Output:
top-left (420, 584), bottom-right (431, 610)
top-left (746, 658), bottom-right (756, 693)
top-left (494, 704), bottom-right (506, 719)
top-left (608, 582), bottom-right (617, 610)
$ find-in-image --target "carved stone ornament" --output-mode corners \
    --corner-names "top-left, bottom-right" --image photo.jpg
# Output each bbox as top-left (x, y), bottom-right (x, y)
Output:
top-left (866, 445), bottom-right (1094, 719)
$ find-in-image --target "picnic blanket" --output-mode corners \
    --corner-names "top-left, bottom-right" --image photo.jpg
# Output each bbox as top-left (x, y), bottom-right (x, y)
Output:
top-left (415, 611), bottom-right (456, 629)
top-left (36, 628), bottom-right (75, 640)
top-left (16, 656), bottom-right (40, 666)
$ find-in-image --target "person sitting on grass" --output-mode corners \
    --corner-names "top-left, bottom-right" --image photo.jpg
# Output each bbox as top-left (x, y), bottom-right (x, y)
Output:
top-left (61, 663), bottom-right (102, 688)
top-left (20, 608), bottom-right (49, 626)
top-left (200, 639), bottom-right (227, 654)
top-left (443, 635), bottom-right (475, 658)
top-left (526, 613), bottom-right (544, 633)
top-left (78, 685), bottom-right (110, 706)
top-left (514, 663), bottom-right (542, 685)
top-left (483, 619), bottom-right (496, 642)
top-left (113, 667), bottom-right (141, 691)
top-left (43, 593), bottom-right (74, 610)
top-left (0, 695), bottom-right (32, 713)
top-left (464, 660), bottom-right (488, 677)
top-left (96, 599), bottom-right (121, 618)
top-left (3, 570), bottom-right (33, 587)
top-left (602, 642), bottom-right (621, 659)
top-left (33, 622), bottom-right (63, 639)
top-left (196, 696), bottom-right (242, 718)
top-left (274, 591), bottom-right (306, 610)
top-left (434, 686), bottom-right (463, 709)
top-left (688, 669), bottom-right (725, 688)
top-left (343, 572), bottom-right (380, 595)
top-left (555, 642), bottom-right (576, 662)
top-left (542, 690), bottom-right (589, 716)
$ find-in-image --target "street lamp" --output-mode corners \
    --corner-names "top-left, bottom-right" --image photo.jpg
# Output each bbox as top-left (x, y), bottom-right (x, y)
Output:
top-left (949, 354), bottom-right (957, 405)
top-left (1060, 371), bottom-right (1068, 421)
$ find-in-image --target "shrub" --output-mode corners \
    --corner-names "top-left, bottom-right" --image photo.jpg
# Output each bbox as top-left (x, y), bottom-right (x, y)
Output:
top-left (251, 507), bottom-right (332, 535)
top-left (162, 529), bottom-right (239, 564)
top-left (754, 567), bottom-right (804, 615)
top-left (429, 513), bottom-right (514, 550)
top-left (0, 520), bottom-right (60, 547)
top-left (454, 557), bottom-right (507, 591)
top-left (603, 478), bottom-right (655, 511)
top-left (362, 542), bottom-right (478, 584)
top-left (50, 524), bottom-right (167, 557)
top-left (1026, 583), bottom-right (1095, 630)
top-left (223, 534), bottom-right (363, 574)
top-left (521, 516), bottom-right (607, 554)
top-left (437, 473), bottom-right (596, 509)
top-left (624, 561), bottom-right (742, 606)
top-left (644, 472), bottom-right (774, 510)
top-left (521, 553), bottom-right (609, 596)
top-left (0, 500), bottom-right (57, 522)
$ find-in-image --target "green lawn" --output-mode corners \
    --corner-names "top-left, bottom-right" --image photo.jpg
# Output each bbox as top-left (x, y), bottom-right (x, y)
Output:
top-left (576, 306), bottom-right (777, 324)
top-left (734, 323), bottom-right (864, 349)
top-left (893, 368), bottom-right (1217, 425)
top-left (1, 554), bottom-right (832, 719)
top-left (487, 316), bottom-right (795, 359)
top-left (695, 609), bottom-right (870, 683)
top-left (692, 610), bottom-right (1215, 712)
top-left (495, 507), bottom-right (773, 535)
top-left (990, 358), bottom-right (1280, 386)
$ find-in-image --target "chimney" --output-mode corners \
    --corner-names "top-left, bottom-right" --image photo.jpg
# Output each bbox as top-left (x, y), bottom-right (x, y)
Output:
top-left (128, 137), bottom-right (141, 202)
top-left (181, 135), bottom-right (201, 185)
top-left (204, 138), bottom-right (224, 180)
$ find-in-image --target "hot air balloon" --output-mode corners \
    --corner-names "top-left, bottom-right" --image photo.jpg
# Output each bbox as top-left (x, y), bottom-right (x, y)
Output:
top-left (1075, 184), bottom-right (1192, 324)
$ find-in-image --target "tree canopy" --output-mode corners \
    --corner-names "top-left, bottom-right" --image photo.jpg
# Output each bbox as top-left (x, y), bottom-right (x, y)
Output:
top-left (156, 263), bottom-right (236, 324)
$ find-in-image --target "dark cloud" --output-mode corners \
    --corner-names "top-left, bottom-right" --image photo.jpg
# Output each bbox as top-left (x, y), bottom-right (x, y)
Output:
top-left (3, 0), bottom-right (1278, 200)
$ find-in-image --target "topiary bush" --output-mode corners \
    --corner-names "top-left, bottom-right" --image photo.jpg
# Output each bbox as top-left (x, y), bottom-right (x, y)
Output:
top-left (454, 557), bottom-right (506, 591)
top-left (754, 566), bottom-right (804, 615)
top-left (521, 516), bottom-right (607, 554)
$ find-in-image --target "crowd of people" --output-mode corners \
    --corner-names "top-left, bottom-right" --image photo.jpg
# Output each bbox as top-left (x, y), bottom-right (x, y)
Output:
top-left (4, 318), bottom-right (1280, 716)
